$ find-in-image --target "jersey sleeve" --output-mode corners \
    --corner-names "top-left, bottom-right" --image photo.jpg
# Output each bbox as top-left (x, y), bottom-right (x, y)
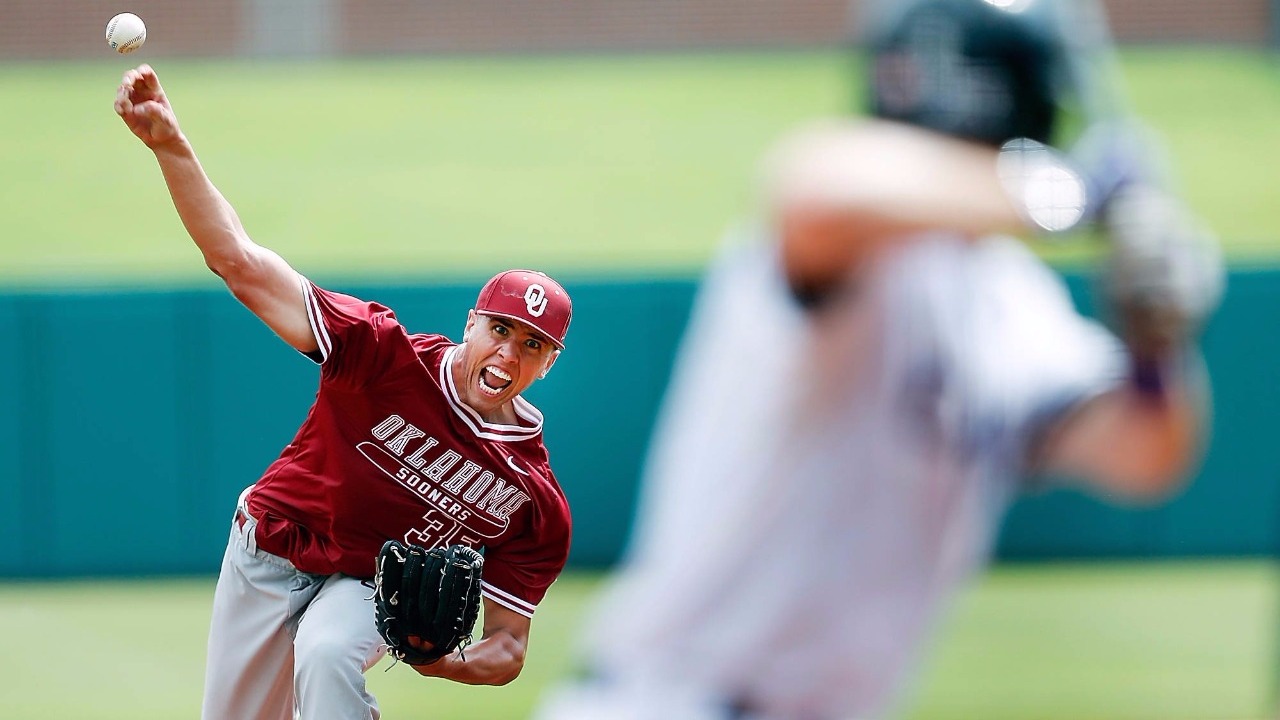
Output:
top-left (479, 482), bottom-right (572, 618)
top-left (976, 246), bottom-right (1127, 481)
top-left (890, 238), bottom-right (1126, 488)
top-left (300, 279), bottom-right (405, 390)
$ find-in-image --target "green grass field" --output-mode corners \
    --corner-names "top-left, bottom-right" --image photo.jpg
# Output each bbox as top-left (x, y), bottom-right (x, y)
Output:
top-left (0, 562), bottom-right (1273, 719)
top-left (1, 48), bottom-right (1278, 288)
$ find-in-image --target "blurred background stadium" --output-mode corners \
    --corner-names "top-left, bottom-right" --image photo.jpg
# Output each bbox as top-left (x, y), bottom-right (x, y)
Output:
top-left (1, 0), bottom-right (1278, 718)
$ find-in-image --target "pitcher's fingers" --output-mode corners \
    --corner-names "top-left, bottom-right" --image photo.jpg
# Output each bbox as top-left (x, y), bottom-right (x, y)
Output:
top-left (137, 64), bottom-right (160, 92)
top-left (135, 102), bottom-right (162, 121)
top-left (114, 85), bottom-right (133, 116)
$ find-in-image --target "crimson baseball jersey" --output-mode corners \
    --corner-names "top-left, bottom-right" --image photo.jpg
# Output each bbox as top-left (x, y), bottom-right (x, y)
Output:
top-left (245, 280), bottom-right (572, 618)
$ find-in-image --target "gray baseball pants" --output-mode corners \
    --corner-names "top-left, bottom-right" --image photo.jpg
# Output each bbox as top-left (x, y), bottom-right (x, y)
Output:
top-left (201, 487), bottom-right (388, 720)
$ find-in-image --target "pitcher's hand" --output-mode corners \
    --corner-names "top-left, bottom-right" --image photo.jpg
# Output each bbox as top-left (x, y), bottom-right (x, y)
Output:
top-left (115, 64), bottom-right (182, 150)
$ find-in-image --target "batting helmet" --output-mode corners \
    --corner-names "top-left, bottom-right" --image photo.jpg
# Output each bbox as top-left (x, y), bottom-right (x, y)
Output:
top-left (863, 0), bottom-right (1074, 148)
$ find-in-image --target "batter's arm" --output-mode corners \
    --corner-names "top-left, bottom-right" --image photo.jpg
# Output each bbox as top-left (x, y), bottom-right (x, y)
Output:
top-left (408, 598), bottom-right (530, 685)
top-left (1033, 376), bottom-right (1206, 501)
top-left (115, 65), bottom-right (317, 354)
top-left (766, 120), bottom-right (1029, 296)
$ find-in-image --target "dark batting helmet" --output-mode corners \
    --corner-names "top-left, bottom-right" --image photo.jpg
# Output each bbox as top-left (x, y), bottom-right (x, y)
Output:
top-left (864, 0), bottom-right (1076, 147)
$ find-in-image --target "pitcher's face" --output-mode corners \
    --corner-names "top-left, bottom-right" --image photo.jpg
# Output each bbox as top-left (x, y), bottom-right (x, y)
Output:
top-left (454, 311), bottom-right (559, 415)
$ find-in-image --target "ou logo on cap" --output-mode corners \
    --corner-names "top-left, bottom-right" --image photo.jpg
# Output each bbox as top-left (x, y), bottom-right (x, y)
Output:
top-left (524, 284), bottom-right (548, 317)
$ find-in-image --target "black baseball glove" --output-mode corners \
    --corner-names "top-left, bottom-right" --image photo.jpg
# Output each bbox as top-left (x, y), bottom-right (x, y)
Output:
top-left (373, 540), bottom-right (484, 666)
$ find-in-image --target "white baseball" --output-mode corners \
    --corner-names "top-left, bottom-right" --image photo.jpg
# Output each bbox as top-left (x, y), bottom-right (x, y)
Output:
top-left (105, 13), bottom-right (147, 54)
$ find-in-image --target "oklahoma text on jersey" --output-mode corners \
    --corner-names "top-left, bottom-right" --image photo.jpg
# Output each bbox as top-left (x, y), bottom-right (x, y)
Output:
top-left (361, 413), bottom-right (530, 546)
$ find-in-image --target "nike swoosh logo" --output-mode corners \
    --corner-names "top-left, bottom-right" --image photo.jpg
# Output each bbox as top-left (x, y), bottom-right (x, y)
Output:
top-left (504, 455), bottom-right (529, 476)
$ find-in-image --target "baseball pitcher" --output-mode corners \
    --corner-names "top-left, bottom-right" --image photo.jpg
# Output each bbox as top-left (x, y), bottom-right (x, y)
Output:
top-left (114, 64), bottom-right (575, 719)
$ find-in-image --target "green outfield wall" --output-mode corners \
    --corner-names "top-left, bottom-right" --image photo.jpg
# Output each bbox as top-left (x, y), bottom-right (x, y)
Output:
top-left (0, 269), bottom-right (1276, 577)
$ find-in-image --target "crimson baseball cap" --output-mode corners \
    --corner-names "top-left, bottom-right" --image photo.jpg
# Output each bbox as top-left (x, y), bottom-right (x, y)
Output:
top-left (474, 269), bottom-right (573, 349)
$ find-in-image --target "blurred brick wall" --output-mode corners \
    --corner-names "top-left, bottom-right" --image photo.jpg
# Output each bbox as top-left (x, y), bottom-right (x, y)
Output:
top-left (5, 0), bottom-right (240, 60)
top-left (2, 0), bottom-right (1272, 60)
top-left (338, 0), bottom-right (1274, 54)
top-left (336, 0), bottom-right (853, 54)
top-left (1105, 0), bottom-right (1272, 43)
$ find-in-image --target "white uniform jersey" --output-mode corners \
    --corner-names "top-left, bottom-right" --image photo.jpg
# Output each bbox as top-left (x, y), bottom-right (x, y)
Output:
top-left (551, 230), bottom-right (1125, 720)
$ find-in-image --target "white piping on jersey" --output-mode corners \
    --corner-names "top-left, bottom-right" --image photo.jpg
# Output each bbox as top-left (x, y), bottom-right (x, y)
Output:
top-left (299, 280), bottom-right (544, 442)
top-left (481, 580), bottom-right (536, 618)
top-left (301, 277), bottom-right (333, 362)
top-left (441, 345), bottom-right (545, 442)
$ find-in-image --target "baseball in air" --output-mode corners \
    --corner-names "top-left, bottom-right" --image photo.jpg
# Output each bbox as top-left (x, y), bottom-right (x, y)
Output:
top-left (105, 13), bottom-right (147, 54)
